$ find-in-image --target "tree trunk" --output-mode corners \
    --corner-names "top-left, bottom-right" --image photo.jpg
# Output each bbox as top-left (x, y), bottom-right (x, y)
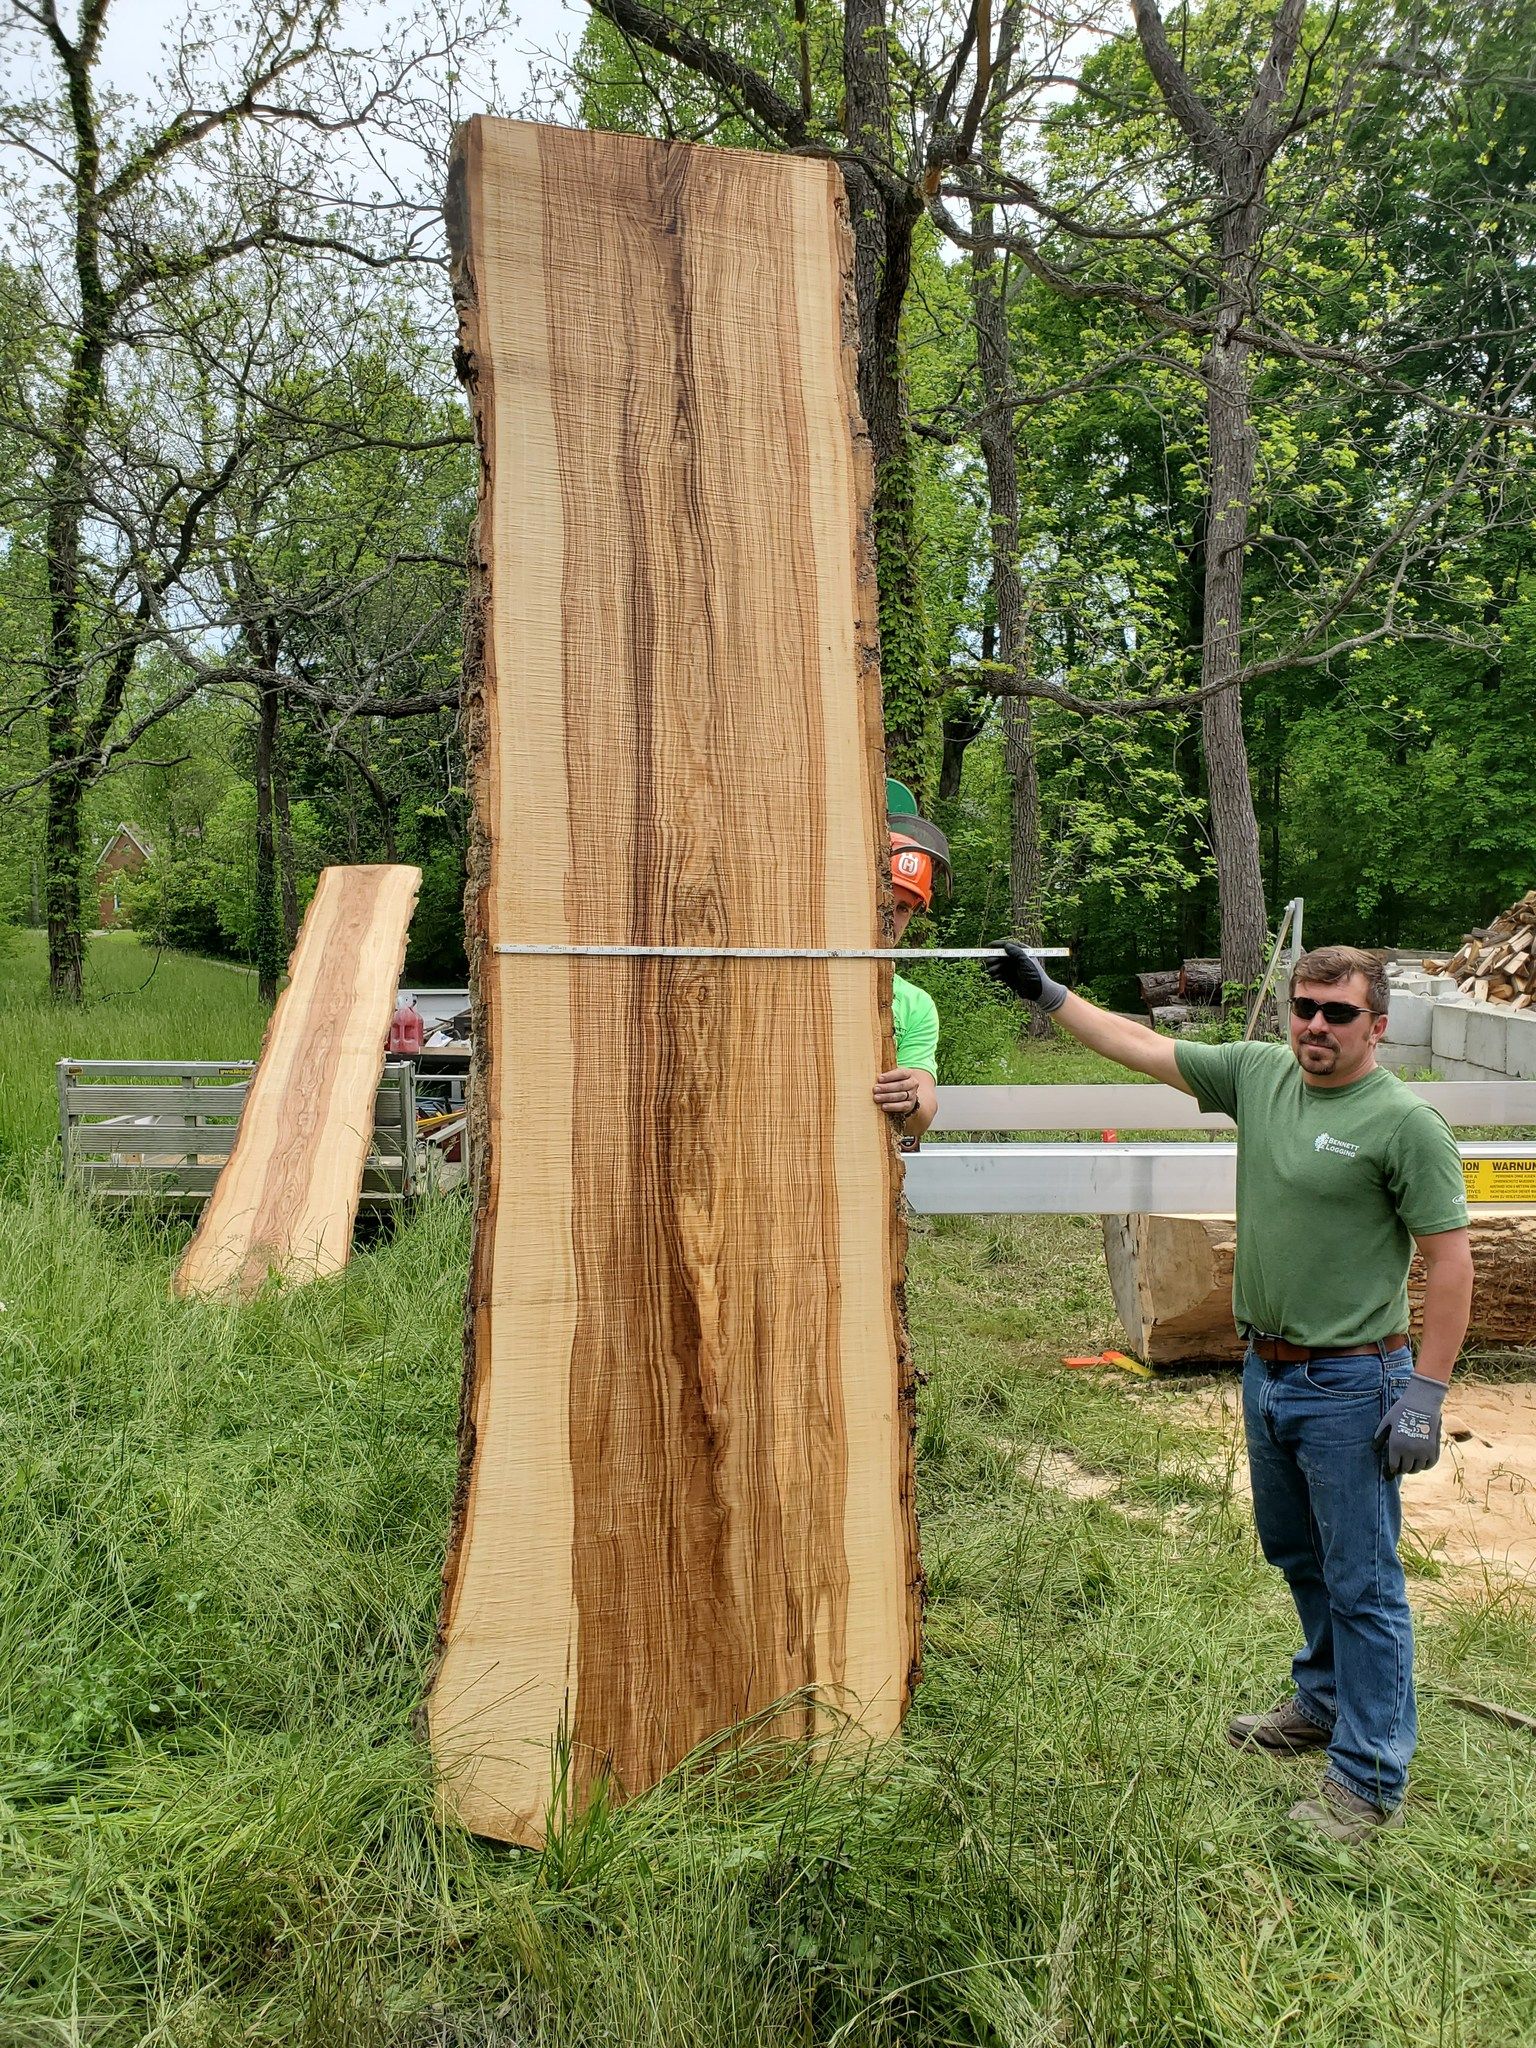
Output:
top-left (274, 741), bottom-right (300, 948)
top-left (842, 0), bottom-right (929, 796)
top-left (44, 767), bottom-right (86, 1001)
top-left (338, 741), bottom-right (400, 859)
top-left (1131, 1), bottom-right (1305, 994)
top-left (970, 154), bottom-right (1048, 1029)
top-left (43, 417), bottom-right (96, 1003)
top-left (937, 689), bottom-right (985, 801)
top-left (253, 680), bottom-right (283, 1004)
top-left (42, 36), bottom-right (110, 1004)
top-left (1200, 311), bottom-right (1268, 991)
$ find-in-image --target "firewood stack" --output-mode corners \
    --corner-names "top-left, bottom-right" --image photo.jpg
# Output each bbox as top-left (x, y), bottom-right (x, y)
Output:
top-left (1426, 891), bottom-right (1536, 1008)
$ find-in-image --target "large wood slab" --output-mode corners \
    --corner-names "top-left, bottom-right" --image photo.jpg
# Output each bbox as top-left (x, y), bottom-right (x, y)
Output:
top-left (174, 864), bottom-right (420, 1299)
top-left (429, 119), bottom-right (919, 1846)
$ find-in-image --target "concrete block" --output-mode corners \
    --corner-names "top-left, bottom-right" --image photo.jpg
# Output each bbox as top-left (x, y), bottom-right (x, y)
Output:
top-left (1432, 1000), bottom-right (1478, 1062)
top-left (1432, 1055), bottom-right (1506, 1085)
top-left (1384, 1026), bottom-right (1433, 1055)
top-left (1428, 976), bottom-right (1460, 1003)
top-left (1379, 1049), bottom-right (1432, 1077)
top-left (1466, 1006), bottom-right (1510, 1072)
top-left (1383, 990), bottom-right (1433, 1046)
top-left (1505, 1008), bottom-right (1536, 1080)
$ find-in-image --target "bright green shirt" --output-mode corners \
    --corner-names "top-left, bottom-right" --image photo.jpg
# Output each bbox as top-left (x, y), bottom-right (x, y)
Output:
top-left (1173, 1040), bottom-right (1468, 1349)
top-left (892, 974), bottom-right (939, 1077)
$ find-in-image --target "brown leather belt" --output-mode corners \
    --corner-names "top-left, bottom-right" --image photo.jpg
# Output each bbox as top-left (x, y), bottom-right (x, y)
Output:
top-left (1249, 1333), bottom-right (1407, 1364)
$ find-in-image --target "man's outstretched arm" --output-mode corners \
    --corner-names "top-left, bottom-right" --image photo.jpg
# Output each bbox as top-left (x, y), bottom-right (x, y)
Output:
top-left (987, 944), bottom-right (1194, 1094)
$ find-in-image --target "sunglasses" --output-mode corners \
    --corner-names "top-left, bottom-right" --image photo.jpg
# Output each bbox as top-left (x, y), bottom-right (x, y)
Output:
top-left (1290, 996), bottom-right (1376, 1026)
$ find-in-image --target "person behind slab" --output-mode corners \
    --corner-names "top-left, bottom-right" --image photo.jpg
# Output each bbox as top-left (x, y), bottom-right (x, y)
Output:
top-left (871, 794), bottom-right (948, 1145)
top-left (985, 939), bottom-right (1474, 1845)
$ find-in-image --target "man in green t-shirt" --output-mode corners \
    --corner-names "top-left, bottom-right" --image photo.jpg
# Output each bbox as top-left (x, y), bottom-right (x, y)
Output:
top-left (871, 809), bottom-right (943, 1140)
top-left (986, 941), bottom-right (1473, 1843)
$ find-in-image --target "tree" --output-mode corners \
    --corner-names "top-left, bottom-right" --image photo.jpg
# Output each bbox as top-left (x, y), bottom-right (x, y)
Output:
top-left (0, 0), bottom-right (500, 998)
top-left (1123, 0), bottom-right (1301, 984)
top-left (566, 0), bottom-right (1115, 799)
top-left (963, 18), bottom-right (1047, 1025)
top-left (926, 0), bottom-right (1535, 982)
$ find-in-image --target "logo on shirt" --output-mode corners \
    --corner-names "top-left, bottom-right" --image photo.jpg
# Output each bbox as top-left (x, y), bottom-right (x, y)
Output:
top-left (1313, 1131), bottom-right (1359, 1159)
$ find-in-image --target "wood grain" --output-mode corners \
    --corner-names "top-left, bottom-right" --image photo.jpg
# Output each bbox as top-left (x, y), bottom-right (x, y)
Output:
top-left (173, 864), bottom-right (420, 1300)
top-left (428, 118), bottom-right (920, 1846)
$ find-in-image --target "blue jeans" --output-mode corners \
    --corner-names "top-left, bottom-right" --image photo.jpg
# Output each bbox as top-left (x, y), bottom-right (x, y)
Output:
top-left (1242, 1343), bottom-right (1416, 1811)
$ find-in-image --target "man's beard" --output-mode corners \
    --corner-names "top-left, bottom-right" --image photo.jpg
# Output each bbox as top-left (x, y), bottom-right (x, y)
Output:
top-left (1299, 1037), bottom-right (1339, 1070)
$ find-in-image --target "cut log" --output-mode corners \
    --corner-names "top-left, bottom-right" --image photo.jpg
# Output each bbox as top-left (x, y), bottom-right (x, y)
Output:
top-left (1102, 1214), bottom-right (1242, 1365)
top-left (1103, 1210), bottom-right (1536, 1365)
top-left (1136, 970), bottom-right (1181, 1010)
top-left (428, 119), bottom-right (919, 1848)
top-left (1179, 959), bottom-right (1224, 1003)
top-left (173, 864), bottom-right (420, 1299)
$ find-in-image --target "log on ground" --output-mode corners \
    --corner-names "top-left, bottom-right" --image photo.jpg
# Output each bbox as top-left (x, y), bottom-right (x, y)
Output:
top-left (173, 863), bottom-right (420, 1300)
top-left (1178, 959), bottom-right (1224, 1004)
top-left (1135, 970), bottom-right (1180, 1011)
top-left (428, 119), bottom-right (920, 1849)
top-left (1103, 1210), bottom-right (1536, 1365)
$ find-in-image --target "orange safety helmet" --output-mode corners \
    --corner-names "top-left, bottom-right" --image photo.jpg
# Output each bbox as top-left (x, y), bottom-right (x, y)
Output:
top-left (886, 778), bottom-right (951, 911)
top-left (890, 831), bottom-right (936, 910)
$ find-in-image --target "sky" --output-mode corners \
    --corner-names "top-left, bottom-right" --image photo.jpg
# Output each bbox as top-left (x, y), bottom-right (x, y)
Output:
top-left (1, 0), bottom-right (594, 273)
top-left (8, 0), bottom-right (589, 122)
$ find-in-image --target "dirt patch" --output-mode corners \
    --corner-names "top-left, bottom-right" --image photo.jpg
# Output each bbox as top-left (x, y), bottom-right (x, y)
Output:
top-left (1185, 1382), bottom-right (1536, 1588)
top-left (996, 1439), bottom-right (1201, 1533)
top-left (1006, 1444), bottom-right (1121, 1502)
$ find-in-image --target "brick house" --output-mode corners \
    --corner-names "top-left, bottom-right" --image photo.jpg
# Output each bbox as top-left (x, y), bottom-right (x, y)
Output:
top-left (93, 824), bottom-right (153, 929)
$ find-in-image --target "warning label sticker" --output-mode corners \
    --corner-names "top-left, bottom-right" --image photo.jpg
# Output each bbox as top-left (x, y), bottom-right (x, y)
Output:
top-left (1462, 1157), bottom-right (1536, 1203)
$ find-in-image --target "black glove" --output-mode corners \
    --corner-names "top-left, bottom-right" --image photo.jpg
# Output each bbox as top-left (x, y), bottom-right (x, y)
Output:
top-left (1373, 1372), bottom-right (1448, 1476)
top-left (985, 940), bottom-right (1070, 1013)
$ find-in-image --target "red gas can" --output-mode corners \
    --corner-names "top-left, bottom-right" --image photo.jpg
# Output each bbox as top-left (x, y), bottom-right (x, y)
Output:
top-left (387, 996), bottom-right (426, 1056)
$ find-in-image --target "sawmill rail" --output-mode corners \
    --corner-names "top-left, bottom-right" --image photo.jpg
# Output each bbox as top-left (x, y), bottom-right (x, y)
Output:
top-left (930, 1080), bottom-right (1536, 1131)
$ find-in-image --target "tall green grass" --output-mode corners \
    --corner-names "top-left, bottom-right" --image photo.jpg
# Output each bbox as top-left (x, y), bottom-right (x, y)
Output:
top-left (3, 943), bottom-right (1535, 2043)
top-left (0, 933), bottom-right (267, 1163)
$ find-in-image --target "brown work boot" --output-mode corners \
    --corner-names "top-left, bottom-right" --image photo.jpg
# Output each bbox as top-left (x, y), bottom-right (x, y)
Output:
top-left (1227, 1696), bottom-right (1332, 1755)
top-left (1289, 1779), bottom-right (1404, 1844)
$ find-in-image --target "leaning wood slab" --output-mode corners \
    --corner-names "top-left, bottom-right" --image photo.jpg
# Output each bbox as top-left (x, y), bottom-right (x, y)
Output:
top-left (429, 118), bottom-right (918, 1847)
top-left (1103, 1210), bottom-right (1536, 1365)
top-left (173, 864), bottom-right (420, 1300)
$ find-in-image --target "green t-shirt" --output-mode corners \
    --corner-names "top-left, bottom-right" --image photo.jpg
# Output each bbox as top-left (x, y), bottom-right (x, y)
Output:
top-left (892, 974), bottom-right (939, 1077)
top-left (1173, 1040), bottom-right (1468, 1348)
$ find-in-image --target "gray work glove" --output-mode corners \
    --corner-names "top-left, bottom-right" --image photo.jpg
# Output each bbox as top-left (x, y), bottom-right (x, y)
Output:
top-left (1373, 1372), bottom-right (1448, 1476)
top-left (985, 940), bottom-right (1070, 1013)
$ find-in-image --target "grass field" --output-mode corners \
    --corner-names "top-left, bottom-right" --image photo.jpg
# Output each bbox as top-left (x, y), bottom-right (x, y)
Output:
top-left (3, 936), bottom-right (1535, 2045)
top-left (0, 933), bottom-right (269, 1162)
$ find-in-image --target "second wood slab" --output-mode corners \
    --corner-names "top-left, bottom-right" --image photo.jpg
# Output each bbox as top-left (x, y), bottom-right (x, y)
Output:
top-left (174, 863), bottom-right (420, 1300)
top-left (429, 119), bottom-right (920, 1846)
